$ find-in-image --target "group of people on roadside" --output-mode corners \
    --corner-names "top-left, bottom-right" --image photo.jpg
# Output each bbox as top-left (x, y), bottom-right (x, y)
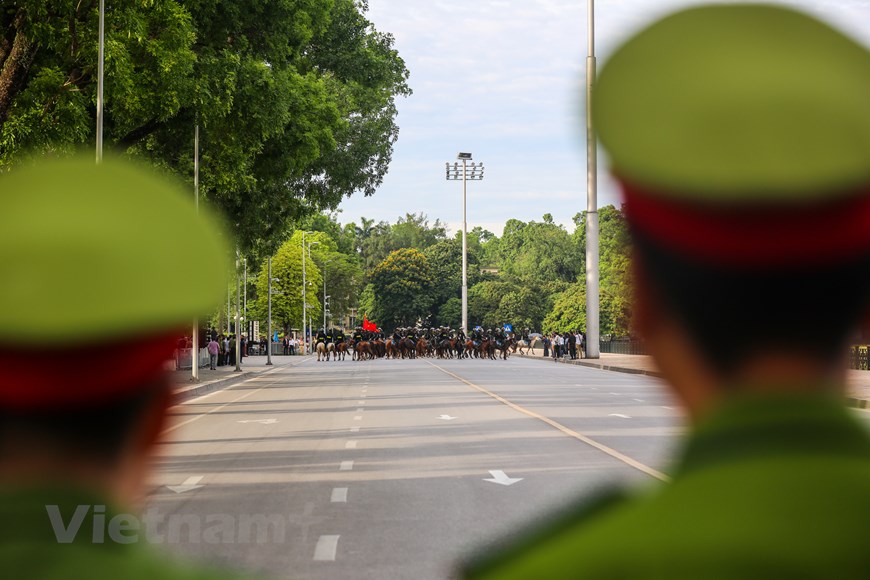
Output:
top-left (205, 333), bottom-right (247, 369)
top-left (541, 331), bottom-right (584, 360)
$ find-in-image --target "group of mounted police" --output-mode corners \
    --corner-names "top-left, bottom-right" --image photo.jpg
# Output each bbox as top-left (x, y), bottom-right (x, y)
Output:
top-left (312, 325), bottom-right (532, 362)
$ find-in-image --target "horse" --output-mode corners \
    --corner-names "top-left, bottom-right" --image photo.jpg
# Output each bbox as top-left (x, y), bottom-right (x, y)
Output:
top-left (400, 337), bottom-right (417, 359)
top-left (373, 338), bottom-right (386, 358)
top-left (316, 341), bottom-right (328, 362)
top-left (435, 339), bottom-right (453, 359)
top-left (496, 337), bottom-right (515, 360)
top-left (514, 338), bottom-right (535, 355)
top-left (353, 340), bottom-right (372, 361)
top-left (416, 338), bottom-right (428, 358)
top-left (335, 340), bottom-right (348, 361)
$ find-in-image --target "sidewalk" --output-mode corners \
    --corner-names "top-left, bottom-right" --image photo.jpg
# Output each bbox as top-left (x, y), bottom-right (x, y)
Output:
top-left (170, 355), bottom-right (305, 402)
top-left (517, 350), bottom-right (870, 408)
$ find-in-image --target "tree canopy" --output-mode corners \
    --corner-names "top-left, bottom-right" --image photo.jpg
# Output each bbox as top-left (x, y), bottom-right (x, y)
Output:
top-left (1, 0), bottom-right (411, 252)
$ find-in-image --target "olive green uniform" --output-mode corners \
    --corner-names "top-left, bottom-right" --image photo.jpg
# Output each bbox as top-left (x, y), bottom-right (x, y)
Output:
top-left (465, 392), bottom-right (870, 579)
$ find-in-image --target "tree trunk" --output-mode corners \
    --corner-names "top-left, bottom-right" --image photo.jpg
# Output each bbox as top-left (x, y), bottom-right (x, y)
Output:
top-left (0, 11), bottom-right (38, 124)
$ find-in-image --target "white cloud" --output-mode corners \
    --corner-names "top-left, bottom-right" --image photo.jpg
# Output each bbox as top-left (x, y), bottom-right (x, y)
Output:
top-left (338, 0), bottom-right (870, 236)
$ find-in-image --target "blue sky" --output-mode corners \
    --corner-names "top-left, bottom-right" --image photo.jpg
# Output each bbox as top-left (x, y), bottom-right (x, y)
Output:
top-left (335, 0), bottom-right (870, 235)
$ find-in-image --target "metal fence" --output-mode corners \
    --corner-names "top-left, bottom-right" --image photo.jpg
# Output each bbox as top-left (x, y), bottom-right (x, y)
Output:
top-left (175, 348), bottom-right (210, 370)
top-left (598, 339), bottom-right (869, 370)
top-left (598, 336), bottom-right (648, 355)
top-left (850, 346), bottom-right (869, 371)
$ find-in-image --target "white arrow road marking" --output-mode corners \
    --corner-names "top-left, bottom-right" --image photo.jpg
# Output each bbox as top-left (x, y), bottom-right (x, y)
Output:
top-left (438, 415), bottom-right (458, 421)
top-left (345, 441), bottom-right (357, 449)
top-left (313, 535), bottom-right (340, 561)
top-left (350, 427), bottom-right (360, 433)
top-left (237, 418), bottom-right (279, 425)
top-left (484, 470), bottom-right (523, 486)
top-left (331, 488), bottom-right (348, 503)
top-left (340, 461), bottom-right (354, 471)
top-left (167, 476), bottom-right (204, 494)
top-left (609, 414), bottom-right (632, 419)
top-left (353, 416), bottom-right (362, 421)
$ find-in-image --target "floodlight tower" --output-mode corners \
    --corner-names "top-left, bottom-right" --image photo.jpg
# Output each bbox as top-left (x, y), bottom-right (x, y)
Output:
top-left (446, 152), bottom-right (484, 335)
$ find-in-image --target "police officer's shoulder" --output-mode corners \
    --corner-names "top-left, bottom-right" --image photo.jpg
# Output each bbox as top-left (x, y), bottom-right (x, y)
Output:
top-left (461, 486), bottom-right (631, 579)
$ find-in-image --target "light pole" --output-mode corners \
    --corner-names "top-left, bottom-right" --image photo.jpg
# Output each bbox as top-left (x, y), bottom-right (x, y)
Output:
top-left (301, 231), bottom-right (313, 354)
top-left (321, 259), bottom-right (333, 331)
top-left (191, 124), bottom-right (200, 382)
top-left (302, 235), bottom-right (319, 353)
top-left (96, 0), bottom-right (105, 163)
top-left (235, 249), bottom-right (242, 372)
top-left (585, 0), bottom-right (600, 358)
top-left (446, 152), bottom-right (484, 335)
top-left (266, 257), bottom-right (274, 366)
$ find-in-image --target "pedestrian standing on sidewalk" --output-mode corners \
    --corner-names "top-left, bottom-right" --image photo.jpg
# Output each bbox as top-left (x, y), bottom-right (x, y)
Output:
top-left (207, 336), bottom-right (220, 370)
top-left (228, 334), bottom-right (236, 366)
top-left (463, 4), bottom-right (870, 578)
top-left (0, 157), bottom-right (248, 578)
top-left (568, 332), bottom-right (577, 360)
top-left (542, 335), bottom-right (550, 358)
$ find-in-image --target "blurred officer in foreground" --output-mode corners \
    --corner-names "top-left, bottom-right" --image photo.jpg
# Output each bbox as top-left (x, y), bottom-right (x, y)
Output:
top-left (464, 4), bottom-right (870, 578)
top-left (0, 157), bottom-right (244, 578)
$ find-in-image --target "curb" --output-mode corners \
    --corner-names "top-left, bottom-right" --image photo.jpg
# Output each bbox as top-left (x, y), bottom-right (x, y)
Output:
top-left (516, 354), bottom-right (870, 408)
top-left (516, 352), bottom-right (664, 379)
top-left (173, 371), bottom-right (256, 402)
top-left (846, 397), bottom-right (869, 410)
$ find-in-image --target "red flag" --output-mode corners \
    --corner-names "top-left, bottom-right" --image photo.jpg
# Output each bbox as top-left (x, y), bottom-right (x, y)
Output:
top-left (363, 316), bottom-right (377, 332)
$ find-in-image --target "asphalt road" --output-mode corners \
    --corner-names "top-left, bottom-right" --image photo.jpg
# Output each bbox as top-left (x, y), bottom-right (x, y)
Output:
top-left (147, 355), bottom-right (686, 579)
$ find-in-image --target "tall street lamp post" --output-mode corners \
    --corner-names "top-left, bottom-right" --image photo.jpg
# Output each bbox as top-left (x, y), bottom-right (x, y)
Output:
top-left (322, 259), bottom-right (333, 331)
top-left (235, 249), bottom-right (242, 372)
top-left (585, 0), bottom-right (600, 358)
top-left (96, 0), bottom-right (105, 163)
top-left (191, 124), bottom-right (200, 382)
top-left (266, 257), bottom-right (274, 366)
top-left (301, 231), bottom-right (314, 354)
top-left (303, 237), bottom-right (320, 353)
top-left (446, 152), bottom-right (484, 335)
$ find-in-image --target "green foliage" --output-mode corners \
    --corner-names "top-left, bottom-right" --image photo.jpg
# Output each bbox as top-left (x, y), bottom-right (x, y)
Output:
top-left (1, 0), bottom-right (411, 254)
top-left (438, 297), bottom-right (462, 328)
top-left (369, 248), bottom-right (435, 328)
top-left (358, 283), bottom-right (377, 322)
top-left (573, 205), bottom-right (634, 335)
top-left (495, 217), bottom-right (582, 284)
top-left (468, 280), bottom-right (517, 328)
top-left (252, 237), bottom-right (321, 334)
top-left (543, 282), bottom-right (587, 333)
top-left (496, 287), bottom-right (548, 331)
top-left (423, 238), bottom-right (481, 315)
top-left (351, 212), bottom-right (447, 273)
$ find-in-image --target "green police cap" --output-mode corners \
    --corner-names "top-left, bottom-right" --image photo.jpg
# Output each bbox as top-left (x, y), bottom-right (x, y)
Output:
top-left (0, 156), bottom-right (230, 344)
top-left (594, 4), bottom-right (870, 201)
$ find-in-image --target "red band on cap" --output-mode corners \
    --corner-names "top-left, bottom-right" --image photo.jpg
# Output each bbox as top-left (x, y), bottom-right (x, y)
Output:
top-left (0, 332), bottom-right (179, 411)
top-left (620, 180), bottom-right (870, 267)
